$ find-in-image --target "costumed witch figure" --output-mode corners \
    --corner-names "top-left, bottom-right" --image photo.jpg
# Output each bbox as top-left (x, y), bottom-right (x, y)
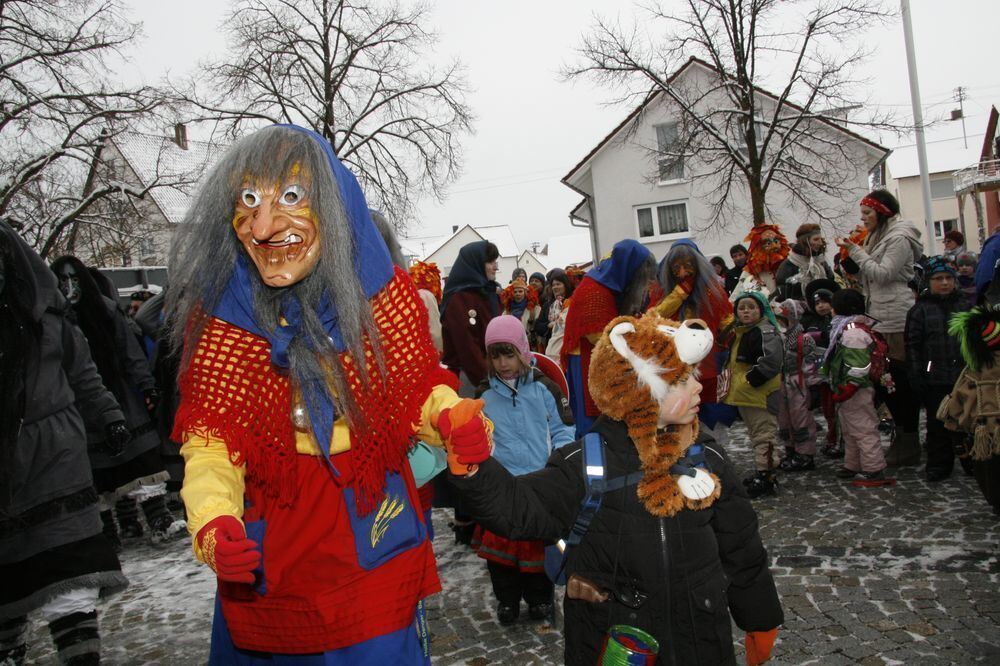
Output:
top-left (166, 125), bottom-right (491, 663)
top-left (561, 239), bottom-right (656, 438)
top-left (653, 239), bottom-right (736, 446)
top-left (730, 224), bottom-right (791, 302)
top-left (49, 255), bottom-right (185, 550)
top-left (939, 305), bottom-right (1000, 515)
top-left (448, 311), bottom-right (783, 665)
top-left (1, 221), bottom-right (129, 664)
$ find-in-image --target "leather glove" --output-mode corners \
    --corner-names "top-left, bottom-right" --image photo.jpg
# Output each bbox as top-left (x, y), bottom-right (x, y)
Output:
top-left (745, 627), bottom-right (778, 665)
top-left (196, 516), bottom-right (261, 584)
top-left (831, 383), bottom-right (858, 403)
top-left (433, 398), bottom-right (492, 475)
top-left (143, 387), bottom-right (161, 414)
top-left (103, 421), bottom-right (131, 457)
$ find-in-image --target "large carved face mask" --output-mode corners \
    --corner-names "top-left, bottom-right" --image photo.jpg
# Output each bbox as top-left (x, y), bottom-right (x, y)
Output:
top-left (232, 166), bottom-right (321, 287)
top-left (57, 262), bottom-right (81, 304)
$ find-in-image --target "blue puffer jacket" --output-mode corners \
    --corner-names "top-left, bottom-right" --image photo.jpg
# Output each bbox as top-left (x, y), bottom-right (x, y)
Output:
top-left (478, 368), bottom-right (575, 476)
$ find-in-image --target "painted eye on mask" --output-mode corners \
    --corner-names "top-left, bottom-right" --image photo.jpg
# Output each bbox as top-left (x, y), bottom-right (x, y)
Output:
top-left (280, 184), bottom-right (304, 206)
top-left (241, 188), bottom-right (261, 208)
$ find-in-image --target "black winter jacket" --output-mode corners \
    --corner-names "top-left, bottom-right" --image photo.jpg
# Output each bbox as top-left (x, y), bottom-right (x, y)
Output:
top-left (904, 290), bottom-right (971, 388)
top-left (451, 417), bottom-right (783, 665)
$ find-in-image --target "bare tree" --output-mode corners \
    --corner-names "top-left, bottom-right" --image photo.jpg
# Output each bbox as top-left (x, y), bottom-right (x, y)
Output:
top-left (567, 0), bottom-right (897, 229)
top-left (174, 0), bottom-right (473, 227)
top-left (0, 0), bottom-right (174, 258)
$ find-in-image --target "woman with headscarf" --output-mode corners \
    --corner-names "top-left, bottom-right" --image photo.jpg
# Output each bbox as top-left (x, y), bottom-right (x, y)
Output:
top-left (835, 190), bottom-right (923, 468)
top-left (561, 239), bottom-right (656, 437)
top-left (441, 240), bottom-right (501, 394)
top-left (0, 221), bottom-right (129, 664)
top-left (654, 239), bottom-right (735, 444)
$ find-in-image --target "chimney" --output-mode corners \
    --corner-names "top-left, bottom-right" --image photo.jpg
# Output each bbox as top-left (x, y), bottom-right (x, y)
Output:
top-left (174, 123), bottom-right (188, 150)
top-left (452, 225), bottom-right (458, 233)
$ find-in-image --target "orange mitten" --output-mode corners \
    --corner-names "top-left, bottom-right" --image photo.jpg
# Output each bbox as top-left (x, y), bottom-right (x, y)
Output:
top-left (745, 627), bottom-right (778, 666)
top-left (433, 398), bottom-right (492, 475)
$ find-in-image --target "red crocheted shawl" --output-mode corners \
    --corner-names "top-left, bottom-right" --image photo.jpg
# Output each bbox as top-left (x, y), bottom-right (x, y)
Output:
top-left (560, 276), bottom-right (619, 416)
top-left (172, 267), bottom-right (455, 514)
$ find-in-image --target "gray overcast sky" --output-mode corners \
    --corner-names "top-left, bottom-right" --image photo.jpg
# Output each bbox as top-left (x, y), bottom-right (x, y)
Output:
top-left (125, 0), bottom-right (998, 249)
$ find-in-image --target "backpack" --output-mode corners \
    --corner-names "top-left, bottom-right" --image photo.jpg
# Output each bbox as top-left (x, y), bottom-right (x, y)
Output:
top-left (543, 433), bottom-right (642, 585)
top-left (845, 320), bottom-right (893, 391)
top-left (543, 432), bottom-right (712, 585)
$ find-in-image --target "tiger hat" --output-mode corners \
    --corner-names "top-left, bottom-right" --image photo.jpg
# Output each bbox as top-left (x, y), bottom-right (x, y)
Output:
top-left (588, 311), bottom-right (721, 517)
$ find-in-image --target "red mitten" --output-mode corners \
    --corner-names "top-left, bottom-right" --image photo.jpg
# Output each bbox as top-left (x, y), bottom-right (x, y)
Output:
top-left (197, 516), bottom-right (260, 584)
top-left (434, 399), bottom-right (492, 474)
top-left (745, 627), bottom-right (778, 666)
top-left (831, 383), bottom-right (859, 403)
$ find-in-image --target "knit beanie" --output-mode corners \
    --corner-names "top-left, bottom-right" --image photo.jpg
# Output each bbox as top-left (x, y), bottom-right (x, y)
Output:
top-left (529, 272), bottom-right (546, 285)
top-left (813, 288), bottom-right (834, 305)
top-left (485, 315), bottom-right (531, 362)
top-left (925, 255), bottom-right (957, 279)
top-left (956, 252), bottom-right (978, 268)
top-left (831, 288), bottom-right (865, 316)
top-left (509, 277), bottom-right (528, 291)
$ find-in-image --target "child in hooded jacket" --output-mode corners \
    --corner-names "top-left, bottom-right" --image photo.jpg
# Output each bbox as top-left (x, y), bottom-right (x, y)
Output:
top-left (773, 299), bottom-right (822, 471)
top-left (821, 289), bottom-right (891, 484)
top-left (474, 315), bottom-right (575, 624)
top-left (904, 257), bottom-right (971, 481)
top-left (723, 291), bottom-right (784, 498)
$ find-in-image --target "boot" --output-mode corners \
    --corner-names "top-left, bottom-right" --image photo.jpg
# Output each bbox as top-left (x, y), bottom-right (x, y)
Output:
top-left (141, 495), bottom-right (187, 544)
top-left (885, 431), bottom-right (921, 467)
top-left (100, 510), bottom-right (122, 553)
top-left (744, 471), bottom-right (778, 499)
top-left (115, 496), bottom-right (143, 539)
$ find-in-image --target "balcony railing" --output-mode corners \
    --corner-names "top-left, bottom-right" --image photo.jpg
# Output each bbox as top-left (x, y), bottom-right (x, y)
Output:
top-left (954, 158), bottom-right (1000, 193)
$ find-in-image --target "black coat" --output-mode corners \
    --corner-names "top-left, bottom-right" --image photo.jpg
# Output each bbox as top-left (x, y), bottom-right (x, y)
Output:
top-left (904, 290), bottom-right (971, 388)
top-left (451, 417), bottom-right (783, 665)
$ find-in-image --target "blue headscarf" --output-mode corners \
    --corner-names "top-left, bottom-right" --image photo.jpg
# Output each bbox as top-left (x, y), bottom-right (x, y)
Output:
top-left (586, 239), bottom-right (652, 302)
top-left (211, 125), bottom-right (394, 472)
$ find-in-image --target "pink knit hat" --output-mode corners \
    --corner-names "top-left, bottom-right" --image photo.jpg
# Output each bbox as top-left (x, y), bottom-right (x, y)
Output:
top-left (485, 315), bottom-right (531, 362)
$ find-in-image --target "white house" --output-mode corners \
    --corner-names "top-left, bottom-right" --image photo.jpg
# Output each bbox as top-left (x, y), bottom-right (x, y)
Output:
top-left (413, 224), bottom-right (524, 282)
top-left (885, 139), bottom-right (983, 253)
top-left (77, 125), bottom-right (225, 266)
top-left (562, 57), bottom-right (890, 265)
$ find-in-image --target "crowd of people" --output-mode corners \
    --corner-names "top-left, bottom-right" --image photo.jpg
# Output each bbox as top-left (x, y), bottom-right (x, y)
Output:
top-left (2, 122), bottom-right (999, 665)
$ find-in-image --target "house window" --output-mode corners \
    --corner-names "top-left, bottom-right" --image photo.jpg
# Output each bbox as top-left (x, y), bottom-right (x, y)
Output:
top-left (137, 236), bottom-right (154, 258)
top-left (930, 178), bottom-right (955, 199)
top-left (636, 201), bottom-right (689, 240)
top-left (933, 219), bottom-right (957, 239)
top-left (655, 122), bottom-right (684, 182)
top-left (738, 115), bottom-right (767, 161)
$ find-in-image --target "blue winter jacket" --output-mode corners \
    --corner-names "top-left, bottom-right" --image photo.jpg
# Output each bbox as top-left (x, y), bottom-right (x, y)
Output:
top-left (479, 368), bottom-right (575, 476)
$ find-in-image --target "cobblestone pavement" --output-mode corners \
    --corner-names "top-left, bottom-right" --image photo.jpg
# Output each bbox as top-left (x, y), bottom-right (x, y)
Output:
top-left (25, 421), bottom-right (1000, 664)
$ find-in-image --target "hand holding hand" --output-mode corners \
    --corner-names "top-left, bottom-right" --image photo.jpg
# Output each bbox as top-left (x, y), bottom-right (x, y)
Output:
top-left (197, 516), bottom-right (260, 584)
top-left (745, 627), bottom-right (778, 665)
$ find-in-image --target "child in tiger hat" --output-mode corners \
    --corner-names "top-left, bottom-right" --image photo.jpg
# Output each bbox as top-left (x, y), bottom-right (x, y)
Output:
top-left (447, 311), bottom-right (783, 665)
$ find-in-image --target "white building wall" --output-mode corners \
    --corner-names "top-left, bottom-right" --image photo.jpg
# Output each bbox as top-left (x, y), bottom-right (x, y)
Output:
top-left (581, 65), bottom-right (880, 267)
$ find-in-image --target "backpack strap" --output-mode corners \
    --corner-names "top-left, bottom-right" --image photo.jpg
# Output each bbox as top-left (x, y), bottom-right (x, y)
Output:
top-left (564, 432), bottom-right (606, 549)
top-left (668, 442), bottom-right (710, 478)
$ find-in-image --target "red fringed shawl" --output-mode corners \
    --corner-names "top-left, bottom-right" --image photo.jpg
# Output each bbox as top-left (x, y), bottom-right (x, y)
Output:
top-left (172, 267), bottom-right (455, 514)
top-left (560, 276), bottom-right (619, 416)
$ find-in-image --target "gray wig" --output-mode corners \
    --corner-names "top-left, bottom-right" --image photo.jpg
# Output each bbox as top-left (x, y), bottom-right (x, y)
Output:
top-left (166, 126), bottom-right (380, 426)
top-left (371, 210), bottom-right (406, 268)
top-left (619, 254), bottom-right (657, 316)
top-left (657, 243), bottom-right (729, 314)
